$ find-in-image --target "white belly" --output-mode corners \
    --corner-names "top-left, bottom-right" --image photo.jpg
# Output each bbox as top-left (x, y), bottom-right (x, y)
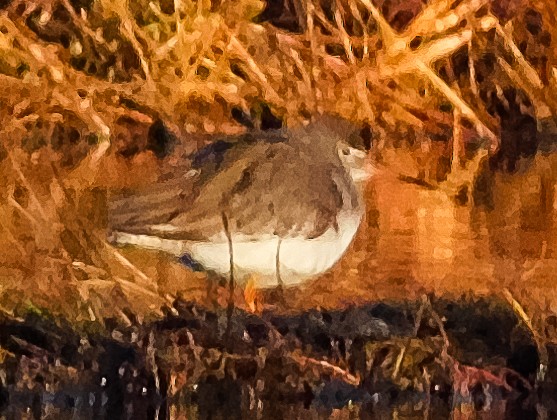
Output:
top-left (113, 211), bottom-right (362, 288)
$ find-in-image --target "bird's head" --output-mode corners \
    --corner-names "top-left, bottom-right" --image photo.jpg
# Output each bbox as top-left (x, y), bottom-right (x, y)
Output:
top-left (310, 114), bottom-right (375, 183)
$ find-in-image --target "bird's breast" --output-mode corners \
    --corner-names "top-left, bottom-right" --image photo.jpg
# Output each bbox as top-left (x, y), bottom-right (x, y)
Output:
top-left (184, 209), bottom-right (363, 288)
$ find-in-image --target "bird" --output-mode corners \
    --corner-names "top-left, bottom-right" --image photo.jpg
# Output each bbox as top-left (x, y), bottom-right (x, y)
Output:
top-left (107, 115), bottom-right (374, 290)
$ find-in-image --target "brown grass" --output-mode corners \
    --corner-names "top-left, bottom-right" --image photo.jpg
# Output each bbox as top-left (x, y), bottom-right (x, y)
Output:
top-left (0, 0), bottom-right (555, 331)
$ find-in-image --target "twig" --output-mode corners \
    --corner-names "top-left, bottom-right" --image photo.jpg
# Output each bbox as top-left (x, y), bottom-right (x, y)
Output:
top-left (290, 352), bottom-right (360, 386)
top-left (497, 58), bottom-right (552, 120)
top-left (60, 0), bottom-right (103, 44)
top-left (7, 196), bottom-right (39, 227)
top-left (423, 367), bottom-right (432, 418)
top-left (495, 22), bottom-right (543, 90)
top-left (413, 295), bottom-right (428, 336)
top-left (114, 276), bottom-right (165, 302)
top-left (312, 3), bottom-right (340, 36)
top-left (355, 71), bottom-right (375, 121)
top-left (305, 0), bottom-right (317, 104)
top-left (8, 155), bottom-right (48, 221)
top-left (106, 243), bottom-right (158, 292)
top-left (452, 108), bottom-right (462, 172)
top-left (227, 35), bottom-right (283, 106)
top-left (333, 1), bottom-right (355, 65)
top-left (502, 289), bottom-right (535, 338)
top-left (275, 238), bottom-right (283, 288)
top-left (147, 330), bottom-right (162, 418)
top-left (416, 61), bottom-right (498, 151)
top-left (404, 0), bottom-right (489, 41)
top-left (424, 296), bottom-right (450, 360)
top-left (357, 0), bottom-right (399, 52)
top-left (502, 288), bottom-right (548, 381)
top-left (100, 0), bottom-right (154, 85)
top-left (402, 0), bottom-right (453, 38)
top-left (348, 1), bottom-right (369, 59)
top-left (392, 345), bottom-right (406, 379)
top-left (286, 47), bottom-right (314, 104)
top-left (397, 174), bottom-right (438, 190)
top-left (468, 39), bottom-right (479, 97)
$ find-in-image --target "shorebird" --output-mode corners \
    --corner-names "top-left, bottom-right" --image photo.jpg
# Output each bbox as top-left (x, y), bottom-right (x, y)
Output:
top-left (108, 115), bottom-right (374, 289)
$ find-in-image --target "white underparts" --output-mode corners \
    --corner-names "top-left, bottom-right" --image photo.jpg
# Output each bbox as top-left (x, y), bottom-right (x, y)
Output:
top-left (112, 210), bottom-right (362, 288)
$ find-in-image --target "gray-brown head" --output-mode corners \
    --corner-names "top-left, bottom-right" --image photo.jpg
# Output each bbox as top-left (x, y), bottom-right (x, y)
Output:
top-left (288, 114), bottom-right (374, 184)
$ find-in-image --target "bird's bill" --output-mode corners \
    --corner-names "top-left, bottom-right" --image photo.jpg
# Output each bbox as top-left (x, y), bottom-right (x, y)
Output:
top-left (349, 162), bottom-right (375, 182)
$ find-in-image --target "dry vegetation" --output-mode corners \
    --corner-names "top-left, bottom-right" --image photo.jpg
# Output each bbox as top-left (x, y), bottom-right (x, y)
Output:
top-left (0, 0), bottom-right (554, 349)
top-left (0, 0), bottom-right (556, 416)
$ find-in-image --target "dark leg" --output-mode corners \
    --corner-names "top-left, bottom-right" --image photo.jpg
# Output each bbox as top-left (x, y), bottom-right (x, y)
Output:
top-left (275, 238), bottom-right (282, 286)
top-left (222, 212), bottom-right (235, 343)
top-left (274, 238), bottom-right (286, 308)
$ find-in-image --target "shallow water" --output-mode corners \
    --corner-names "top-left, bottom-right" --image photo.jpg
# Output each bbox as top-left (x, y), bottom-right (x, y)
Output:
top-left (290, 152), bottom-right (557, 318)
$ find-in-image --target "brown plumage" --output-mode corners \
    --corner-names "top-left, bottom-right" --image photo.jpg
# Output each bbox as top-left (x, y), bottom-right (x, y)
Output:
top-left (108, 115), bottom-right (367, 242)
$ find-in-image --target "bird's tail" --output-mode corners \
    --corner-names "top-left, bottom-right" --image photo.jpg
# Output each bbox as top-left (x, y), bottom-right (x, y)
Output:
top-left (107, 180), bottom-right (193, 237)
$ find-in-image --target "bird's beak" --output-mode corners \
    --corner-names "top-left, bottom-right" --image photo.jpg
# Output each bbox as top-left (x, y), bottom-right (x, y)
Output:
top-left (350, 160), bottom-right (375, 182)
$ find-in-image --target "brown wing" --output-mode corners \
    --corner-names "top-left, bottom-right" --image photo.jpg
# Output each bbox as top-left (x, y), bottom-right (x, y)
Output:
top-left (107, 179), bottom-right (191, 232)
top-left (107, 141), bottom-right (270, 240)
top-left (108, 133), bottom-right (357, 241)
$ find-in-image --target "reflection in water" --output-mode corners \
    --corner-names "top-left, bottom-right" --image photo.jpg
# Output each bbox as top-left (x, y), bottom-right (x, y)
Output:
top-left (294, 153), bottom-right (557, 313)
top-left (167, 387), bottom-right (535, 419)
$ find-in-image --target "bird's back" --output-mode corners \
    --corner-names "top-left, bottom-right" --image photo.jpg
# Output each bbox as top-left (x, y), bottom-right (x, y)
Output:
top-left (108, 128), bottom-right (359, 242)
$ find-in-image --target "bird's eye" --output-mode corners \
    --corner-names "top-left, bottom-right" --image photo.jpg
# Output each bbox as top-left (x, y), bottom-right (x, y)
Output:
top-left (342, 148), bottom-right (350, 156)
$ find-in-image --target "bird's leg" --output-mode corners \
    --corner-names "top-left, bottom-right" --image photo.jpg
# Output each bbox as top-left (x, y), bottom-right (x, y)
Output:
top-left (221, 212), bottom-right (235, 342)
top-left (274, 238), bottom-right (286, 308)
